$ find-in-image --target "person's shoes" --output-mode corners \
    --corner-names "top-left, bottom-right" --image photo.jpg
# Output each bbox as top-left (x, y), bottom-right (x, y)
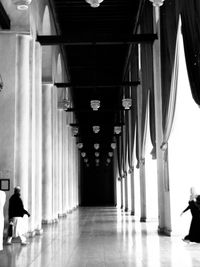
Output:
top-left (6, 238), bottom-right (12, 245)
top-left (182, 238), bottom-right (190, 243)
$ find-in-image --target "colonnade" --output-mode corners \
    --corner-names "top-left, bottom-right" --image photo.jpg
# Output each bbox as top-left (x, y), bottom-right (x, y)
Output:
top-left (115, 6), bottom-right (171, 236)
top-left (0, 32), bottom-right (79, 237)
top-left (0, 5), bottom-right (171, 239)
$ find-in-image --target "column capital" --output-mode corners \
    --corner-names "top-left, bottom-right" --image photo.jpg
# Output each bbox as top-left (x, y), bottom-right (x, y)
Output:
top-left (0, 30), bottom-right (30, 35)
top-left (42, 82), bottom-right (54, 86)
top-left (149, 0), bottom-right (165, 7)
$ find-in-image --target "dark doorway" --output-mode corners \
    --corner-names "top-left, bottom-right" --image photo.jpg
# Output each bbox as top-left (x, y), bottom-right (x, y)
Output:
top-left (80, 163), bottom-right (115, 206)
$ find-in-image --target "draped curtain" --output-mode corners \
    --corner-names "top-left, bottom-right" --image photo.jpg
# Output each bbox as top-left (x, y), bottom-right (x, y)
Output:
top-left (162, 25), bottom-right (180, 147)
top-left (116, 134), bottom-right (123, 179)
top-left (122, 110), bottom-right (127, 177)
top-left (159, 0), bottom-right (180, 191)
top-left (127, 50), bottom-right (138, 171)
top-left (139, 1), bottom-right (154, 162)
top-left (180, 0), bottom-right (200, 106)
top-left (125, 110), bottom-right (131, 171)
top-left (160, 0), bottom-right (180, 134)
top-left (149, 88), bottom-right (156, 159)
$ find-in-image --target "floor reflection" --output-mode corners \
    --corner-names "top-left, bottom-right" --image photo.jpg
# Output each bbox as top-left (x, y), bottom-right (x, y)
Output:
top-left (0, 207), bottom-right (200, 267)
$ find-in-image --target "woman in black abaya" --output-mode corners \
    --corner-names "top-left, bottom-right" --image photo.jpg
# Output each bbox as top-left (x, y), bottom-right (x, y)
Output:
top-left (181, 195), bottom-right (200, 242)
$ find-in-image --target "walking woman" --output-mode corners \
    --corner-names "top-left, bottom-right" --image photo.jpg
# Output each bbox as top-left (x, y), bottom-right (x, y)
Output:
top-left (181, 195), bottom-right (200, 242)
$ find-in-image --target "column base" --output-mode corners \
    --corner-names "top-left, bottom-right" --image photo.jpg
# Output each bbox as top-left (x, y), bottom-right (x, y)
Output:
top-left (42, 219), bottom-right (54, 224)
top-left (11, 237), bottom-right (21, 243)
top-left (158, 226), bottom-right (171, 236)
top-left (35, 228), bottom-right (43, 235)
top-left (58, 212), bottom-right (67, 218)
top-left (130, 211), bottom-right (135, 216)
top-left (124, 208), bottom-right (129, 212)
top-left (68, 209), bottom-right (73, 214)
top-left (140, 217), bottom-right (147, 222)
top-left (27, 230), bottom-right (36, 238)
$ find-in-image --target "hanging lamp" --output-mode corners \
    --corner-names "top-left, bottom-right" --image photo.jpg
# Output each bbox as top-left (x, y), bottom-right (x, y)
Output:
top-left (93, 125), bottom-right (100, 134)
top-left (85, 0), bottom-right (104, 8)
top-left (12, 0), bottom-right (32, 10)
top-left (111, 142), bottom-right (116, 149)
top-left (94, 143), bottom-right (100, 150)
top-left (77, 143), bottom-right (83, 149)
top-left (90, 100), bottom-right (100, 111)
top-left (122, 98), bottom-right (132, 110)
top-left (114, 126), bottom-right (121, 135)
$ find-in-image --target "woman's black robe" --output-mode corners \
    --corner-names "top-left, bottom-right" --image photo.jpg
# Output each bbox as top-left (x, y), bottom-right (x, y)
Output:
top-left (183, 200), bottom-right (200, 242)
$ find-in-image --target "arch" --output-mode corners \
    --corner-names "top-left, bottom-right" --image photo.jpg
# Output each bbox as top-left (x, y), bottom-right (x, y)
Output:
top-left (41, 5), bottom-right (52, 82)
top-left (55, 53), bottom-right (71, 104)
top-left (56, 53), bottom-right (65, 101)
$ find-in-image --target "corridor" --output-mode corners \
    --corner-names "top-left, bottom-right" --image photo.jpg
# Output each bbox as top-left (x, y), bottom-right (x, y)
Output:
top-left (0, 207), bottom-right (200, 267)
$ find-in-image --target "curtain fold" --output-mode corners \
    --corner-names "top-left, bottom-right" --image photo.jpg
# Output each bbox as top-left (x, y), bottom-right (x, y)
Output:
top-left (180, 0), bottom-right (200, 106)
top-left (122, 114), bottom-right (127, 177)
top-left (161, 22), bottom-right (180, 148)
top-left (116, 135), bottom-right (123, 179)
top-left (128, 48), bottom-right (138, 170)
top-left (159, 1), bottom-right (180, 192)
top-left (126, 110), bottom-right (132, 170)
top-left (149, 88), bottom-right (156, 159)
top-left (139, 1), bottom-right (154, 162)
top-left (160, 0), bottom-right (180, 131)
top-left (127, 47), bottom-right (139, 169)
top-left (127, 109), bottom-right (134, 171)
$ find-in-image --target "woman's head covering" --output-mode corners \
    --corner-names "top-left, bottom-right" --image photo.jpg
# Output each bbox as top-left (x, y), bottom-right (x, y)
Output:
top-left (196, 195), bottom-right (200, 203)
top-left (195, 195), bottom-right (200, 210)
top-left (14, 186), bottom-right (21, 195)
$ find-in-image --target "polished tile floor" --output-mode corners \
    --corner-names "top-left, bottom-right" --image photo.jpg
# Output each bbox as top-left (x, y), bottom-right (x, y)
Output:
top-left (0, 207), bottom-right (200, 267)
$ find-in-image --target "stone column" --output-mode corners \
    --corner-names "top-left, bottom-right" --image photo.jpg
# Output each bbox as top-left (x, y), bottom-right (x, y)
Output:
top-left (120, 179), bottom-right (124, 209)
top-left (71, 139), bottom-right (74, 209)
top-left (42, 83), bottom-right (53, 223)
top-left (66, 126), bottom-right (71, 212)
top-left (71, 134), bottom-right (75, 209)
top-left (122, 125), bottom-right (128, 211)
top-left (124, 173), bottom-right (129, 212)
top-left (58, 110), bottom-right (63, 216)
top-left (76, 145), bottom-right (79, 207)
top-left (34, 42), bottom-right (43, 234)
top-left (0, 32), bottom-right (17, 222)
top-left (73, 140), bottom-right (77, 208)
top-left (63, 116), bottom-right (68, 215)
top-left (72, 142), bottom-right (76, 209)
top-left (76, 149), bottom-right (80, 207)
top-left (14, 34), bottom-right (31, 212)
top-left (28, 37), bottom-right (36, 236)
top-left (152, 6), bottom-right (171, 235)
top-left (69, 135), bottom-right (73, 211)
top-left (52, 86), bottom-right (59, 222)
top-left (139, 160), bottom-right (147, 221)
top-left (137, 85), bottom-right (147, 222)
top-left (130, 170), bottom-right (135, 215)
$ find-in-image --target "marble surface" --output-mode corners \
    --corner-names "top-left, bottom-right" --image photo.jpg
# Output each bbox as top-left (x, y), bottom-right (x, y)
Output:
top-left (0, 207), bottom-right (200, 267)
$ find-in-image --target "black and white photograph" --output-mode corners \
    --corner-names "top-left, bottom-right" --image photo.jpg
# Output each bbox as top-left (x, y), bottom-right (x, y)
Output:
top-left (0, 0), bottom-right (200, 266)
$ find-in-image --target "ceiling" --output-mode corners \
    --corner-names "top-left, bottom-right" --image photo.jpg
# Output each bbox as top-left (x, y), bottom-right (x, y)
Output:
top-left (45, 0), bottom-right (144, 168)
